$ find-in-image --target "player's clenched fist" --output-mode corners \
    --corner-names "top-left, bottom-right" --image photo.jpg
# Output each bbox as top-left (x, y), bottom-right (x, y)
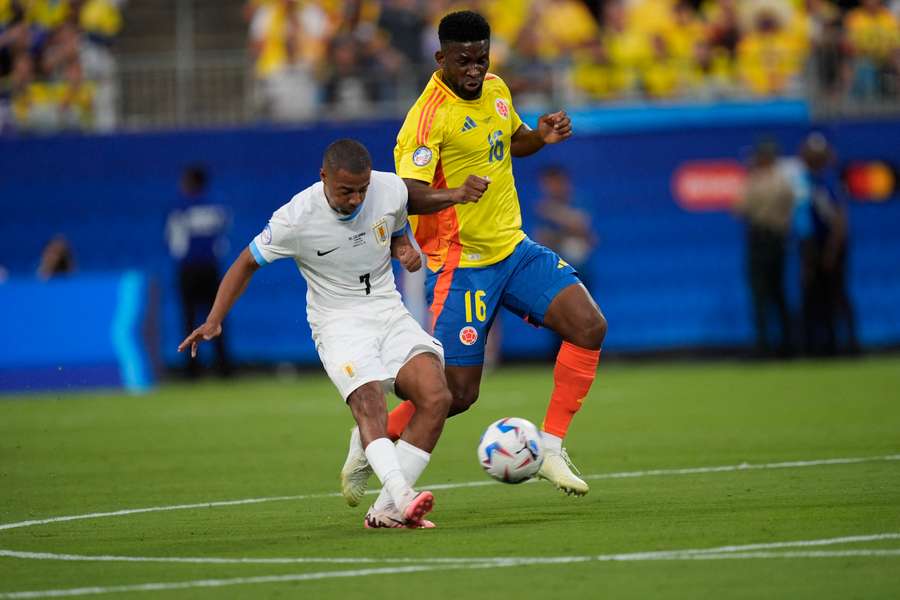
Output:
top-left (451, 175), bottom-right (491, 205)
top-left (391, 235), bottom-right (422, 272)
top-left (537, 110), bottom-right (572, 144)
top-left (395, 245), bottom-right (422, 272)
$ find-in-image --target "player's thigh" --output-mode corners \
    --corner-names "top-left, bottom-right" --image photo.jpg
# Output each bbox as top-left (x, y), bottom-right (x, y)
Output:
top-left (542, 282), bottom-right (607, 349)
top-left (393, 351), bottom-right (450, 413)
top-left (500, 237), bottom-right (587, 328)
top-left (315, 324), bottom-right (392, 402)
top-left (381, 308), bottom-right (446, 397)
top-left (426, 263), bottom-right (505, 367)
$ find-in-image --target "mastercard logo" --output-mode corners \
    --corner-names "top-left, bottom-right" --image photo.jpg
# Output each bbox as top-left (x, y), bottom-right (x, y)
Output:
top-left (844, 161), bottom-right (896, 202)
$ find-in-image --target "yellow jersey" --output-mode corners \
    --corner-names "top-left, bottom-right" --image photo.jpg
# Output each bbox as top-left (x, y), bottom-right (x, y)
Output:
top-left (394, 71), bottom-right (526, 270)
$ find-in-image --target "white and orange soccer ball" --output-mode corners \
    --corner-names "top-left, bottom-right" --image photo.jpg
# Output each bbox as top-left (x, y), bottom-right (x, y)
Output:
top-left (477, 417), bottom-right (544, 483)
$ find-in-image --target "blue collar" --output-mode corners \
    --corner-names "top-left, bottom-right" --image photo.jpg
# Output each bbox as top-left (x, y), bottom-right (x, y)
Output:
top-left (337, 203), bottom-right (363, 221)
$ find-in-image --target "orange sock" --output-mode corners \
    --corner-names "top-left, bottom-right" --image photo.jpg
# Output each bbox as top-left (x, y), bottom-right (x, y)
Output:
top-left (387, 400), bottom-right (417, 441)
top-left (542, 342), bottom-right (600, 438)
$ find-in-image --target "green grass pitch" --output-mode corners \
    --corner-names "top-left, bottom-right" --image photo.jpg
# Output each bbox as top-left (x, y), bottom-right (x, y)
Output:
top-left (1, 356), bottom-right (899, 598)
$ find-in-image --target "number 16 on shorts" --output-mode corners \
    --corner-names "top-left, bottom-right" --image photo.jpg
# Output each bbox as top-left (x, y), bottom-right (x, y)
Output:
top-left (464, 290), bottom-right (486, 323)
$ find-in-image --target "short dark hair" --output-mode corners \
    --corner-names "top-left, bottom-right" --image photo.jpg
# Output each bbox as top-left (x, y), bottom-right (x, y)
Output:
top-left (438, 11), bottom-right (490, 46)
top-left (323, 139), bottom-right (372, 174)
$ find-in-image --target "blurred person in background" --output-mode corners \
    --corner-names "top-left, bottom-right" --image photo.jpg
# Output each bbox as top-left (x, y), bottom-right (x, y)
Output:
top-left (166, 165), bottom-right (232, 378)
top-left (501, 15), bottom-right (555, 107)
top-left (736, 4), bottom-right (807, 96)
top-left (246, 0), bottom-right (328, 121)
top-left (37, 235), bottom-right (75, 280)
top-left (734, 139), bottom-right (795, 358)
top-left (844, 0), bottom-right (900, 99)
top-left (323, 33), bottom-right (379, 117)
top-left (806, 0), bottom-right (850, 101)
top-left (799, 133), bottom-right (860, 356)
top-left (533, 165), bottom-right (597, 292)
top-left (376, 0), bottom-right (426, 84)
top-left (0, 0), bottom-right (24, 131)
top-left (76, 0), bottom-right (123, 132)
top-left (2, 0), bottom-right (112, 133)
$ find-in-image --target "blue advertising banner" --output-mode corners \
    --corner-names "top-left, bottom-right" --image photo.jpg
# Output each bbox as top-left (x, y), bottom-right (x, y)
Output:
top-left (1, 113), bottom-right (898, 373)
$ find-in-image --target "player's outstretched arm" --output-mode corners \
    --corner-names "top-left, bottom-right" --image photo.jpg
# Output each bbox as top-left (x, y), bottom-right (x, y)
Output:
top-left (510, 111), bottom-right (573, 158)
top-left (177, 247), bottom-right (260, 358)
top-left (404, 176), bottom-right (491, 215)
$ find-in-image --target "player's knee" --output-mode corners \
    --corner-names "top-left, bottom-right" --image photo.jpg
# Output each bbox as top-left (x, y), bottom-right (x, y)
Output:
top-left (416, 385), bottom-right (453, 418)
top-left (449, 384), bottom-right (479, 416)
top-left (347, 385), bottom-right (384, 421)
top-left (571, 311), bottom-right (607, 350)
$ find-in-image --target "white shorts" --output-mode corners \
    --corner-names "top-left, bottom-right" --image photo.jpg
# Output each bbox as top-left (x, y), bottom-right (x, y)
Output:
top-left (313, 302), bottom-right (444, 401)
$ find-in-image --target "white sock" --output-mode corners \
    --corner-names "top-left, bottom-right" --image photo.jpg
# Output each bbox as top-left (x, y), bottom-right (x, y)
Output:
top-left (542, 432), bottom-right (563, 454)
top-left (396, 439), bottom-right (430, 486)
top-left (364, 437), bottom-right (410, 508)
top-left (373, 439), bottom-right (430, 511)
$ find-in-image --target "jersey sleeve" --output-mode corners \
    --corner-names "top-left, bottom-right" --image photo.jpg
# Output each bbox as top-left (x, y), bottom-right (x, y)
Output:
top-left (394, 101), bottom-right (445, 184)
top-left (248, 203), bottom-right (297, 266)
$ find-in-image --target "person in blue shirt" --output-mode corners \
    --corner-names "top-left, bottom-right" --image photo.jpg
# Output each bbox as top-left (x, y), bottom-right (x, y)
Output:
top-left (799, 133), bottom-right (860, 356)
top-left (166, 165), bottom-right (232, 377)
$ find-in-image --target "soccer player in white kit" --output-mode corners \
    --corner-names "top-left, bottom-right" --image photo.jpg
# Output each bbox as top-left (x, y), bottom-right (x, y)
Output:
top-left (178, 139), bottom-right (452, 529)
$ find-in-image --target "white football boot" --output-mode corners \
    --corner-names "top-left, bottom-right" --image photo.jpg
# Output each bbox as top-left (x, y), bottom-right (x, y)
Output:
top-left (537, 447), bottom-right (589, 496)
top-left (340, 427), bottom-right (373, 507)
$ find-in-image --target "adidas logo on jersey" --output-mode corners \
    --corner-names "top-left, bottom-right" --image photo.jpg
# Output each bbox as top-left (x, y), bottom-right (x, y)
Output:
top-left (460, 116), bottom-right (477, 132)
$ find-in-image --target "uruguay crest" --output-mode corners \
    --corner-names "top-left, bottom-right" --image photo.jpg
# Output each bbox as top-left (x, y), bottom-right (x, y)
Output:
top-left (372, 217), bottom-right (389, 246)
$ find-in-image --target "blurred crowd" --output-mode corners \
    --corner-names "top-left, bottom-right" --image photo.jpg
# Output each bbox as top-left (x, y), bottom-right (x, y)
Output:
top-left (3, 0), bottom-right (899, 133)
top-left (246, 0), bottom-right (900, 121)
top-left (0, 0), bottom-right (122, 133)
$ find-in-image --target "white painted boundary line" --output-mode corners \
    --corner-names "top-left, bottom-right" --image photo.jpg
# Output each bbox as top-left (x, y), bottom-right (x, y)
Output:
top-left (1, 454), bottom-right (898, 598)
top-left (1, 453), bottom-right (897, 533)
top-left (2, 541), bottom-right (900, 599)
top-left (3, 533), bottom-right (899, 566)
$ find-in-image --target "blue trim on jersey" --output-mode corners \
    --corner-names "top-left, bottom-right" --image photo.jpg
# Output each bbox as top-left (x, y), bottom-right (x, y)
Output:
top-left (248, 240), bottom-right (268, 266)
top-left (337, 203), bottom-right (363, 221)
top-left (392, 223), bottom-right (410, 238)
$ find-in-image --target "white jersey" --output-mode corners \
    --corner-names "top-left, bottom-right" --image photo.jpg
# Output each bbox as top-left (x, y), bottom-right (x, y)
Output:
top-left (249, 170), bottom-right (409, 330)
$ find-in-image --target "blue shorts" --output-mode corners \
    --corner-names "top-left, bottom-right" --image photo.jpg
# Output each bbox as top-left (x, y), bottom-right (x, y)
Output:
top-left (425, 237), bottom-right (580, 366)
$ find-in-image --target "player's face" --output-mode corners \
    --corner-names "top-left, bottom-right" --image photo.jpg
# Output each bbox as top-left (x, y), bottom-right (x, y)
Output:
top-left (436, 40), bottom-right (490, 100)
top-left (321, 167), bottom-right (371, 215)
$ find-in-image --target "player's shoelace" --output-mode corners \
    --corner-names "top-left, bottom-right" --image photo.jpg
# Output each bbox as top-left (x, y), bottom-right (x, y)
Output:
top-left (560, 448), bottom-right (582, 475)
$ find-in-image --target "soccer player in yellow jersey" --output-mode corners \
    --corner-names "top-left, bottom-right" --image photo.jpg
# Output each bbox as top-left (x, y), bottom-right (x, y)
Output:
top-left (340, 11), bottom-right (607, 505)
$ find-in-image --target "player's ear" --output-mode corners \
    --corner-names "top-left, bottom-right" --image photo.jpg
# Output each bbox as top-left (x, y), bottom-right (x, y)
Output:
top-left (435, 49), bottom-right (444, 68)
top-left (319, 167), bottom-right (327, 184)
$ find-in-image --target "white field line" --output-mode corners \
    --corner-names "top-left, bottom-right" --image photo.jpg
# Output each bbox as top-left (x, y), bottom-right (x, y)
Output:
top-left (2, 544), bottom-right (900, 599)
top-left (1, 453), bottom-right (898, 533)
top-left (0, 565), bottom-right (445, 599)
top-left (2, 533), bottom-right (899, 566)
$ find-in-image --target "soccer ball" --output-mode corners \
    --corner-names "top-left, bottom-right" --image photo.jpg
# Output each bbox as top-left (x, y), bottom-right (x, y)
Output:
top-left (477, 417), bottom-right (544, 483)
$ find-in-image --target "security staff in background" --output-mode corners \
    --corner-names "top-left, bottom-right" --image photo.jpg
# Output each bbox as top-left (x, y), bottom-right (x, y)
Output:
top-left (166, 164), bottom-right (232, 377)
top-left (734, 139), bottom-right (795, 358)
top-left (800, 133), bottom-right (860, 356)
